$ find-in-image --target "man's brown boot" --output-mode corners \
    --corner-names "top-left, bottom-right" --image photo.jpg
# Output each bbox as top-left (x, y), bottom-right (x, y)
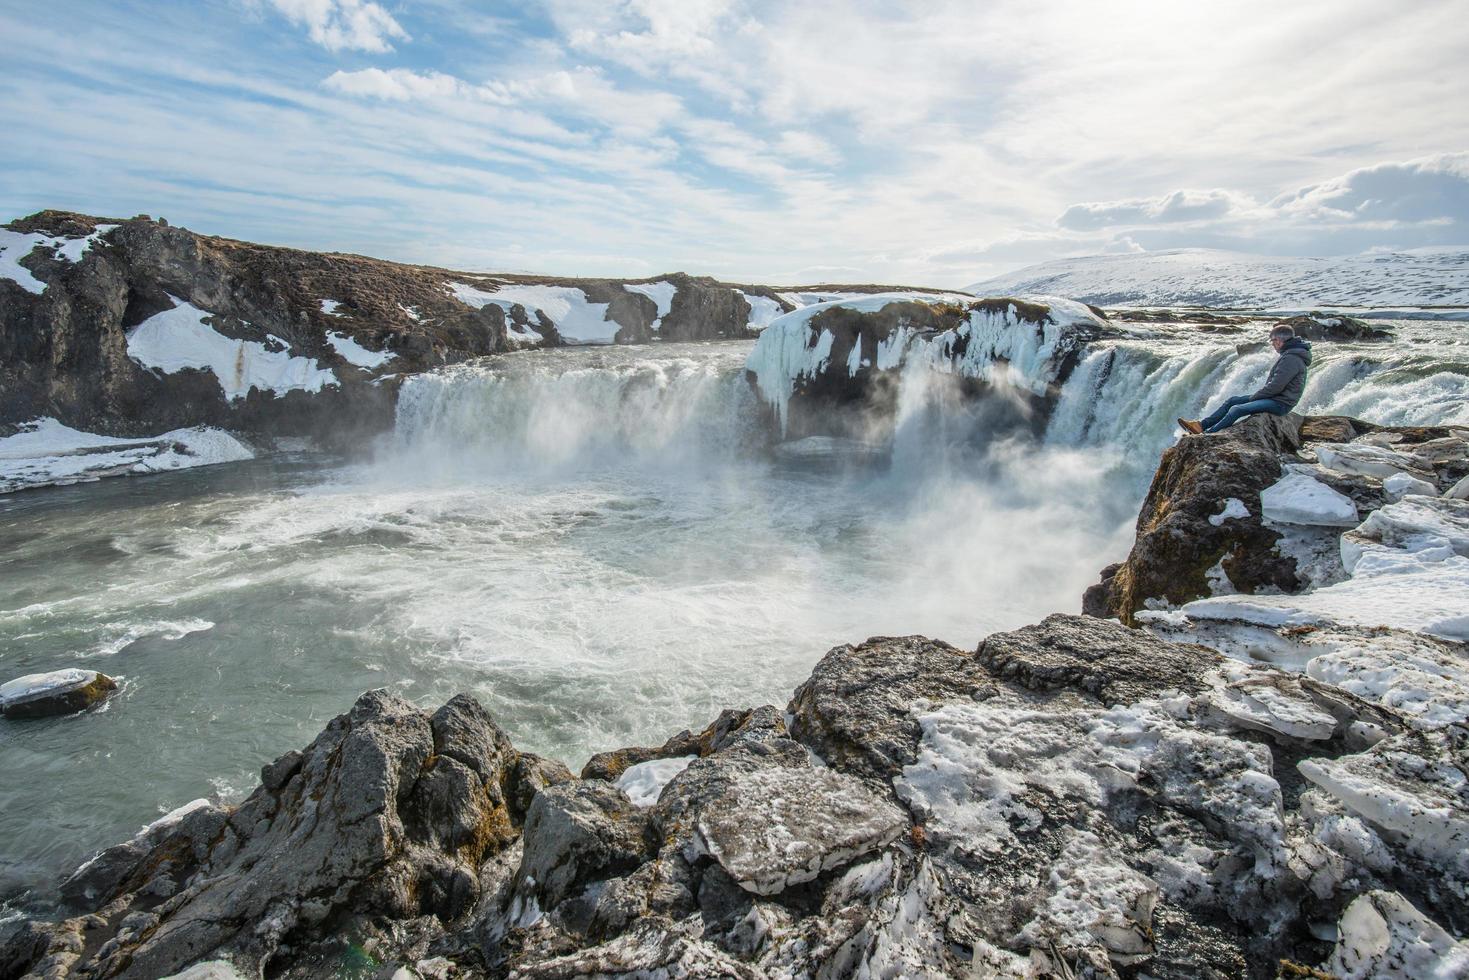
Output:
top-left (1177, 418), bottom-right (1203, 435)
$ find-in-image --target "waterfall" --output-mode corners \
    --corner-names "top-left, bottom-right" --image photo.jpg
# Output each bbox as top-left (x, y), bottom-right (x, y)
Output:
top-left (391, 345), bottom-right (762, 473)
top-left (389, 321), bottom-right (1468, 488)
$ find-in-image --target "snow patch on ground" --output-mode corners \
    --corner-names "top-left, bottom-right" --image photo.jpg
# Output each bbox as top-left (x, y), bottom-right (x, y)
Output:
top-left (1328, 890), bottom-right (1469, 979)
top-left (624, 280), bottom-right (676, 331)
top-left (967, 247), bottom-right (1469, 309)
top-left (127, 299), bottom-right (338, 401)
top-left (0, 418), bottom-right (254, 493)
top-left (319, 299), bottom-right (342, 316)
top-left (1182, 493), bottom-right (1469, 643)
top-left (450, 281), bottom-right (612, 344)
top-left (326, 332), bottom-right (394, 370)
top-left (615, 755), bottom-right (695, 807)
top-left (737, 290), bottom-right (784, 331)
top-left (1317, 443), bottom-right (1428, 482)
top-left (0, 225), bottom-right (116, 293)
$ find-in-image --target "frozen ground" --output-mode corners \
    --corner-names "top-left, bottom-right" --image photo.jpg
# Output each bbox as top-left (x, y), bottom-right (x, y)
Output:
top-left (0, 418), bottom-right (254, 493)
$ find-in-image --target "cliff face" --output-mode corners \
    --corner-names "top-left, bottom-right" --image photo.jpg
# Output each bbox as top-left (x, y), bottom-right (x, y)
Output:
top-left (742, 294), bottom-right (1111, 443)
top-left (0, 211), bottom-right (793, 442)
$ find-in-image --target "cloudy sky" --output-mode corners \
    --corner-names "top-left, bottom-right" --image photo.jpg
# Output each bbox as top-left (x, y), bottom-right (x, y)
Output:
top-left (3, 0), bottom-right (1467, 286)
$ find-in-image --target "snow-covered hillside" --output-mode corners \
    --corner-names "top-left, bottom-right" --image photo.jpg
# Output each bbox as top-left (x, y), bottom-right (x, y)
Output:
top-left (967, 247), bottom-right (1469, 310)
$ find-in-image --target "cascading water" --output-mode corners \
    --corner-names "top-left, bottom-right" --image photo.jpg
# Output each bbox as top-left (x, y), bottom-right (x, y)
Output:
top-left (1, 320), bottom-right (1464, 917)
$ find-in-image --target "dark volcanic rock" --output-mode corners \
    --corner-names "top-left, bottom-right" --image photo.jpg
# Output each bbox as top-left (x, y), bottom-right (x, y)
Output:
top-left (580, 705), bottom-right (786, 781)
top-left (1085, 412), bottom-right (1303, 623)
top-left (1274, 313), bottom-right (1393, 343)
top-left (786, 635), bottom-right (994, 782)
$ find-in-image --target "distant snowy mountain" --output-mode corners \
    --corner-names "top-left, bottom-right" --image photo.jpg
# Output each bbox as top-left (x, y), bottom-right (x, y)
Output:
top-left (966, 247), bottom-right (1469, 310)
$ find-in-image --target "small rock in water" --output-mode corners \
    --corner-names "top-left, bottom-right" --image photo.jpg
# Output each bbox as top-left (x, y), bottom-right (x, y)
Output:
top-left (0, 668), bottom-right (117, 719)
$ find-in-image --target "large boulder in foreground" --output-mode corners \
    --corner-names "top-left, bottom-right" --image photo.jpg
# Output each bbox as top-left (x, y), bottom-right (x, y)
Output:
top-left (0, 668), bottom-right (116, 719)
top-left (8, 691), bottom-right (546, 980)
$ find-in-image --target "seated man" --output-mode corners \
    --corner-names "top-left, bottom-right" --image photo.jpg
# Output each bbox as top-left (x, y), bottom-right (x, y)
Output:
top-left (1179, 325), bottom-right (1312, 434)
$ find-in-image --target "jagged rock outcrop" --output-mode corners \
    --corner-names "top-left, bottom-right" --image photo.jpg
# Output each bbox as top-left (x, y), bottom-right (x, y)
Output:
top-left (1085, 412), bottom-right (1469, 623)
top-left (1273, 313), bottom-right (1393, 344)
top-left (12, 614), bottom-right (1465, 978)
top-left (1085, 412), bottom-right (1304, 623)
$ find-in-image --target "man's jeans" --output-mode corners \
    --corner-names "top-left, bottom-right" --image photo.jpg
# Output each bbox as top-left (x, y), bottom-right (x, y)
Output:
top-left (1201, 395), bottom-right (1289, 433)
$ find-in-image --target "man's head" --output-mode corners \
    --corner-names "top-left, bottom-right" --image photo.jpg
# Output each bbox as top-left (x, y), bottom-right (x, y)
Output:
top-left (1269, 324), bottom-right (1294, 351)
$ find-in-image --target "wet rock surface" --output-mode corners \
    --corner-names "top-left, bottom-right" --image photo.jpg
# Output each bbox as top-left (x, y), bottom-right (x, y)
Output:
top-left (0, 669), bottom-right (116, 719)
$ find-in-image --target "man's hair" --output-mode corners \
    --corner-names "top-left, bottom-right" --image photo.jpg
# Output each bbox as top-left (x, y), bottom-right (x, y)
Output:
top-left (1270, 325), bottom-right (1295, 341)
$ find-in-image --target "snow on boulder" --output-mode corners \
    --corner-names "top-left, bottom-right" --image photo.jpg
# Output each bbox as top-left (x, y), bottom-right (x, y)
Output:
top-left (1260, 473), bottom-right (1359, 527)
top-left (1208, 497), bottom-right (1250, 526)
top-left (450, 281), bottom-right (612, 344)
top-left (1181, 552), bottom-right (1469, 643)
top-left (691, 764), bottom-right (907, 895)
top-left (615, 755), bottom-right (695, 807)
top-left (1342, 496), bottom-right (1469, 573)
top-left (159, 962), bottom-right (251, 980)
top-left (127, 298), bottom-right (338, 402)
top-left (1, 668), bottom-right (117, 719)
top-left (1305, 631), bottom-right (1469, 731)
top-left (1202, 661), bottom-right (1339, 741)
top-left (1300, 729), bottom-right (1469, 891)
top-left (736, 290), bottom-right (784, 331)
top-left (1384, 471), bottom-right (1439, 501)
top-left (1316, 442), bottom-right (1432, 482)
top-left (1327, 890), bottom-right (1469, 980)
top-left (1016, 829), bottom-right (1158, 959)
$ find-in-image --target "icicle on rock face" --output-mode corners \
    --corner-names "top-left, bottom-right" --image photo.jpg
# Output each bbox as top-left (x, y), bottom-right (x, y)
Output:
top-left (742, 294), bottom-right (1106, 441)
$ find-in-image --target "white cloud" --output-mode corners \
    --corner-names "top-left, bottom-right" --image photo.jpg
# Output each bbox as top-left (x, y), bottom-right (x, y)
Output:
top-left (1272, 152), bottom-right (1469, 225)
top-left (1058, 189), bottom-right (1252, 230)
top-left (269, 0), bottom-right (408, 53)
top-left (324, 68), bottom-right (464, 100)
top-left (3, 1), bottom-right (1468, 289)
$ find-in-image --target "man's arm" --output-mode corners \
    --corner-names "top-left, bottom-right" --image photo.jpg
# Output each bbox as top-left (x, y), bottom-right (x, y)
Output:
top-left (1252, 356), bottom-right (1301, 400)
